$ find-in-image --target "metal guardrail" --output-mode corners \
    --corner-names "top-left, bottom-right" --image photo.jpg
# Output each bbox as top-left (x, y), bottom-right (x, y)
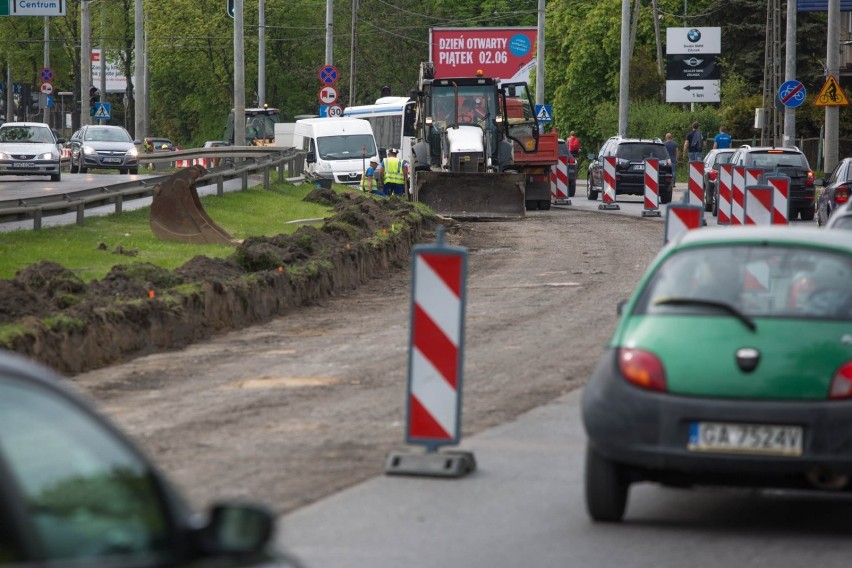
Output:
top-left (2, 147), bottom-right (306, 230)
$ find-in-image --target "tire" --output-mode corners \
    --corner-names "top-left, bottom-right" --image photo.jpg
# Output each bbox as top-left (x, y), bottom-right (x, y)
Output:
top-left (538, 199), bottom-right (551, 210)
top-left (79, 165), bottom-right (88, 174)
top-left (120, 168), bottom-right (128, 175)
top-left (659, 189), bottom-right (673, 204)
top-left (585, 445), bottom-right (629, 523)
top-left (525, 200), bottom-right (538, 211)
top-left (50, 172), bottom-right (61, 182)
top-left (712, 188), bottom-right (719, 217)
top-left (130, 168), bottom-right (138, 175)
top-left (703, 185), bottom-right (713, 212)
top-left (586, 174), bottom-right (599, 201)
top-left (70, 159), bottom-right (79, 174)
top-left (800, 207), bottom-right (815, 221)
top-left (568, 178), bottom-right (577, 198)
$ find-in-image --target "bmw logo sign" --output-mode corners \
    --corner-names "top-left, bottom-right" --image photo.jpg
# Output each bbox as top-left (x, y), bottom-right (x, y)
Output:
top-left (687, 29), bottom-right (701, 43)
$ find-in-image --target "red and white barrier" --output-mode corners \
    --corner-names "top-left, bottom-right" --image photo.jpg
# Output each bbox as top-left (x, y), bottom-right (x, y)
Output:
top-left (718, 164), bottom-right (733, 225)
top-left (175, 157), bottom-right (211, 168)
top-left (406, 243), bottom-right (466, 448)
top-left (61, 148), bottom-right (71, 158)
top-left (744, 185), bottom-right (773, 226)
top-left (550, 154), bottom-right (570, 203)
top-left (731, 166), bottom-right (746, 225)
top-left (600, 156), bottom-right (620, 210)
top-left (642, 158), bottom-right (661, 217)
top-left (746, 167), bottom-right (764, 189)
top-left (687, 161), bottom-right (704, 207)
top-left (664, 203), bottom-right (704, 244)
top-left (745, 260), bottom-right (771, 292)
top-left (766, 175), bottom-right (790, 224)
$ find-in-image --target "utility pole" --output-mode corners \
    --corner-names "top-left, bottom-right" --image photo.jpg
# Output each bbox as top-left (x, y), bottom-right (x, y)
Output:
top-left (760, 0), bottom-right (781, 146)
top-left (618, 0), bottom-right (631, 136)
top-left (325, 0), bottom-right (333, 65)
top-left (782, 0), bottom-right (796, 147)
top-left (99, 0), bottom-right (106, 125)
top-left (825, 0), bottom-right (839, 172)
top-left (258, 0), bottom-right (265, 106)
top-left (535, 0), bottom-right (544, 106)
top-left (234, 0), bottom-right (246, 146)
top-left (349, 0), bottom-right (357, 106)
top-left (43, 17), bottom-right (49, 125)
top-left (133, 0), bottom-right (143, 140)
top-left (81, 0), bottom-right (91, 127)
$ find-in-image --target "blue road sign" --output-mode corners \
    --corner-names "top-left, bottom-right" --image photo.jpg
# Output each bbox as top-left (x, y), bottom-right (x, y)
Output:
top-left (318, 65), bottom-right (339, 85)
top-left (535, 104), bottom-right (553, 123)
top-left (93, 102), bottom-right (111, 120)
top-left (778, 80), bottom-right (806, 108)
top-left (318, 105), bottom-right (329, 118)
top-left (46, 95), bottom-right (53, 108)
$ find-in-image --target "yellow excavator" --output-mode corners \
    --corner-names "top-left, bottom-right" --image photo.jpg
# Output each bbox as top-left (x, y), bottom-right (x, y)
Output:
top-left (409, 62), bottom-right (540, 219)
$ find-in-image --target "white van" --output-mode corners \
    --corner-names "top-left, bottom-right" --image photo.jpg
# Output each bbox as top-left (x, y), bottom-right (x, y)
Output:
top-left (295, 117), bottom-right (380, 186)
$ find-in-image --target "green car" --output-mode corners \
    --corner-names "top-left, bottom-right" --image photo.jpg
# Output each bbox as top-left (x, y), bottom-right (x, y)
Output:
top-left (582, 226), bottom-right (852, 523)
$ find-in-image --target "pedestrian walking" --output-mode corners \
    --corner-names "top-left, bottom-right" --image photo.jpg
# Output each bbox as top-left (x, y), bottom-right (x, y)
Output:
top-left (664, 132), bottom-right (678, 188)
top-left (683, 122), bottom-right (704, 162)
top-left (360, 158), bottom-right (385, 195)
top-left (713, 125), bottom-right (732, 150)
top-left (377, 148), bottom-right (408, 197)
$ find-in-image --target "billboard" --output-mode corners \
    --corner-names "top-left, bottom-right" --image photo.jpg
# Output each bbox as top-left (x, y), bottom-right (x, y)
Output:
top-left (429, 27), bottom-right (537, 81)
top-left (92, 48), bottom-right (132, 93)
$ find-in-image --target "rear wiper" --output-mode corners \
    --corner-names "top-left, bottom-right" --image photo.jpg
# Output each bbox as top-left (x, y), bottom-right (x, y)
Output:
top-left (654, 296), bottom-right (757, 332)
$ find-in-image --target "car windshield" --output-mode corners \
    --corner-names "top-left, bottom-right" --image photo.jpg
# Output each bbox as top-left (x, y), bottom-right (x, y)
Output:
top-left (0, 126), bottom-right (54, 144)
top-left (316, 134), bottom-right (377, 160)
top-left (713, 151), bottom-right (734, 166)
top-left (747, 151), bottom-right (808, 168)
top-left (616, 143), bottom-right (669, 161)
top-left (634, 245), bottom-right (852, 320)
top-left (85, 128), bottom-right (132, 143)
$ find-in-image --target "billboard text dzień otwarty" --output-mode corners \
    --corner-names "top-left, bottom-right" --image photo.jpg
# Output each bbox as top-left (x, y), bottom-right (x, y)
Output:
top-left (429, 27), bottom-right (536, 82)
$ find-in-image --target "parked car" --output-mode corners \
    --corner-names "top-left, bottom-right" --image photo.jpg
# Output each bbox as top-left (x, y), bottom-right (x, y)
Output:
top-left (729, 145), bottom-right (815, 220)
top-left (149, 137), bottom-right (177, 151)
top-left (557, 138), bottom-right (578, 197)
top-left (0, 121), bottom-right (63, 182)
top-left (203, 140), bottom-right (229, 148)
top-left (701, 147), bottom-right (736, 215)
top-left (68, 125), bottom-right (140, 174)
top-left (586, 136), bottom-right (674, 204)
top-left (0, 349), bottom-right (302, 566)
top-left (825, 208), bottom-right (852, 230)
top-left (582, 226), bottom-right (852, 523)
top-left (816, 157), bottom-right (852, 226)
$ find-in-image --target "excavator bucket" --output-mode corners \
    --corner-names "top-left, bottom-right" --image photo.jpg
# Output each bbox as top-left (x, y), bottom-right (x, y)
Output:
top-left (150, 165), bottom-right (239, 245)
top-left (414, 171), bottom-right (527, 220)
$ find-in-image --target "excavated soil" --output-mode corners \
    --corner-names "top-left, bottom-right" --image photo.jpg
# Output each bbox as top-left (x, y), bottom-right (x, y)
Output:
top-left (0, 189), bottom-right (440, 375)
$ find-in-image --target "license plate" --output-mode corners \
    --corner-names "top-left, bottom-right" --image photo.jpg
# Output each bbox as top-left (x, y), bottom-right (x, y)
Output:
top-left (103, 157), bottom-right (123, 163)
top-left (12, 162), bottom-right (35, 168)
top-left (688, 421), bottom-right (803, 457)
top-left (632, 164), bottom-right (645, 171)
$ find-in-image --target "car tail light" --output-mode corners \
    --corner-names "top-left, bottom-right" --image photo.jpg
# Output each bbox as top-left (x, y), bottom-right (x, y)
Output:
top-left (835, 184), bottom-right (850, 205)
top-left (806, 170), bottom-right (815, 186)
top-left (829, 362), bottom-right (852, 399)
top-left (568, 157), bottom-right (576, 165)
top-left (619, 348), bottom-right (667, 392)
top-left (709, 170), bottom-right (718, 181)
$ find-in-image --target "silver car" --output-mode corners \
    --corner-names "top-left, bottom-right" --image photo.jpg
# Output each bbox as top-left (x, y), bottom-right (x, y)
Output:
top-left (0, 122), bottom-right (63, 182)
top-left (69, 125), bottom-right (141, 174)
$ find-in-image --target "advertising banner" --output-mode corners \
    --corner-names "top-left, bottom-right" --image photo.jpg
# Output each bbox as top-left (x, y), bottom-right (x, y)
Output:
top-left (92, 48), bottom-right (133, 93)
top-left (429, 27), bottom-right (537, 81)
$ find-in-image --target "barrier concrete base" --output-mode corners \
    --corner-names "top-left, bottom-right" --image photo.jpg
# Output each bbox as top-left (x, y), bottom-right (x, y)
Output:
top-left (598, 202), bottom-right (620, 210)
top-left (385, 449), bottom-right (476, 478)
top-left (641, 209), bottom-right (661, 217)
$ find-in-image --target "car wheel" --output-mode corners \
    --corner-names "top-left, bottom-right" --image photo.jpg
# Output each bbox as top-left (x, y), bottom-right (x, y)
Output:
top-left (585, 444), bottom-right (629, 523)
top-left (130, 167), bottom-right (138, 175)
top-left (713, 188), bottom-right (719, 217)
top-left (800, 207), bottom-right (815, 222)
top-left (525, 200), bottom-right (538, 211)
top-left (568, 178), bottom-right (577, 198)
top-left (79, 165), bottom-right (88, 174)
top-left (703, 186), bottom-right (713, 212)
top-left (70, 158), bottom-right (78, 174)
top-left (586, 174), bottom-right (599, 201)
top-left (120, 168), bottom-right (128, 175)
top-left (50, 172), bottom-right (61, 182)
top-left (659, 189), bottom-right (673, 204)
top-left (538, 199), bottom-right (551, 210)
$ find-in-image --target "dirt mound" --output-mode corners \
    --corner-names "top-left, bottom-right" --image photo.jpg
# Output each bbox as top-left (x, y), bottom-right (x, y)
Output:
top-left (0, 194), bottom-right (438, 375)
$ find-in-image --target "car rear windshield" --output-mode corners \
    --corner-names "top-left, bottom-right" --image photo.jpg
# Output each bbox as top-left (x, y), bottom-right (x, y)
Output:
top-left (746, 151), bottom-right (808, 169)
top-left (633, 245), bottom-right (852, 320)
top-left (615, 143), bottom-right (669, 162)
top-left (713, 152), bottom-right (734, 166)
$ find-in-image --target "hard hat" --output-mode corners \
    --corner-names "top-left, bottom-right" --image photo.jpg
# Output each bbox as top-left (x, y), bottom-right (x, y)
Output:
top-left (369, 158), bottom-right (378, 164)
top-left (161, 144), bottom-right (169, 149)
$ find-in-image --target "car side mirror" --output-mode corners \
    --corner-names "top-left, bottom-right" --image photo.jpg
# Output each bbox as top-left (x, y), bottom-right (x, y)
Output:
top-left (133, 139), bottom-right (142, 145)
top-left (197, 503), bottom-right (275, 556)
top-left (616, 299), bottom-right (627, 315)
top-left (56, 138), bottom-right (66, 144)
top-left (306, 151), bottom-right (316, 164)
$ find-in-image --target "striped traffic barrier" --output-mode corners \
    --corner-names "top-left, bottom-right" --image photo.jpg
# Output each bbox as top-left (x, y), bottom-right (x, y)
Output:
top-left (599, 156), bottom-right (620, 210)
top-left (687, 160), bottom-right (704, 207)
top-left (766, 175), bottom-right (791, 224)
top-left (642, 158), bottom-right (661, 217)
top-left (718, 163), bottom-right (733, 225)
top-left (744, 185), bottom-right (774, 225)
top-left (175, 157), bottom-right (210, 168)
top-left (664, 203), bottom-right (704, 244)
top-left (731, 166), bottom-right (746, 225)
top-left (745, 167), bottom-right (765, 189)
top-left (385, 225), bottom-right (475, 478)
top-left (60, 148), bottom-right (71, 158)
top-left (550, 154), bottom-right (570, 205)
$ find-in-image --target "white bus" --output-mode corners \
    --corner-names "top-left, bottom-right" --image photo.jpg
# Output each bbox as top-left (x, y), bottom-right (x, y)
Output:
top-left (343, 96), bottom-right (416, 164)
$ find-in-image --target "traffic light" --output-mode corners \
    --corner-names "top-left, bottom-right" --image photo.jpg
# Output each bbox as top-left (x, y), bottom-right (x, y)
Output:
top-left (226, 0), bottom-right (234, 18)
top-left (89, 86), bottom-right (99, 116)
top-left (380, 85), bottom-right (391, 97)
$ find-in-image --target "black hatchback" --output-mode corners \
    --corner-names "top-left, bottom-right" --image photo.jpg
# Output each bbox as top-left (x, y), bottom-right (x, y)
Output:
top-left (586, 137), bottom-right (674, 203)
top-left (729, 145), bottom-right (815, 221)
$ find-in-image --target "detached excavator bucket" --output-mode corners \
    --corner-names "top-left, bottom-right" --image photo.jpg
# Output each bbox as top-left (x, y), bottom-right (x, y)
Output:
top-left (414, 171), bottom-right (526, 220)
top-left (150, 165), bottom-right (239, 245)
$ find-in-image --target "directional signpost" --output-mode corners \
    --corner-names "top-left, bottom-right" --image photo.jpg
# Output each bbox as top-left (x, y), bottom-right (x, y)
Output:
top-left (318, 65), bottom-right (340, 115)
top-left (665, 27), bottom-right (721, 103)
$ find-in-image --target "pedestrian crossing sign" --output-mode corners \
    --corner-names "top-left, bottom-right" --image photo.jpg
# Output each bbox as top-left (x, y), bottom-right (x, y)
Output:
top-left (535, 104), bottom-right (553, 123)
top-left (814, 75), bottom-right (849, 107)
top-left (93, 102), bottom-right (111, 119)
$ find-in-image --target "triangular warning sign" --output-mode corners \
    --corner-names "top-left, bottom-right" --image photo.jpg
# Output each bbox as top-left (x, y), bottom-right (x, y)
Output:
top-left (536, 106), bottom-right (551, 121)
top-left (815, 75), bottom-right (849, 107)
top-left (94, 104), bottom-right (109, 118)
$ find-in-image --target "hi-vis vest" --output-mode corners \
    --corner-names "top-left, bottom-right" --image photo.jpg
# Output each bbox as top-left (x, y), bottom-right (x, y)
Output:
top-left (383, 157), bottom-right (404, 185)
